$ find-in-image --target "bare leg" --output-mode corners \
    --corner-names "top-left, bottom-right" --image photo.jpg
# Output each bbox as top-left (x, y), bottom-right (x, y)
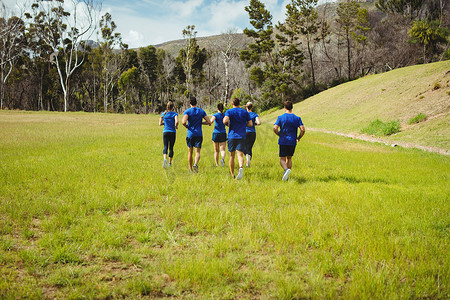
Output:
top-left (194, 147), bottom-right (201, 166)
top-left (279, 157), bottom-right (288, 171)
top-left (286, 156), bottom-right (293, 170)
top-left (219, 142), bottom-right (226, 160)
top-left (236, 150), bottom-right (245, 168)
top-left (229, 151), bottom-right (236, 177)
top-left (213, 142), bottom-right (220, 166)
top-left (188, 147), bottom-right (194, 171)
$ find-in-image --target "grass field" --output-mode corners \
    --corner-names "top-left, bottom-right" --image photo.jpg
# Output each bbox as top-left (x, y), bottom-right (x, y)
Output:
top-left (0, 111), bottom-right (449, 299)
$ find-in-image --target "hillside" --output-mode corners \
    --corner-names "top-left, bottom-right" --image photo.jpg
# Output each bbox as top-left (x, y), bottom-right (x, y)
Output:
top-left (266, 61), bottom-right (450, 151)
top-left (154, 33), bottom-right (252, 57)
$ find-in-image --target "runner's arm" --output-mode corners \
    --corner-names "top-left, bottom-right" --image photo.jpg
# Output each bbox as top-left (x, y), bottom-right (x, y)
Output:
top-left (202, 115), bottom-right (211, 126)
top-left (223, 116), bottom-right (230, 127)
top-left (273, 124), bottom-right (280, 136)
top-left (182, 114), bottom-right (189, 128)
top-left (297, 125), bottom-right (305, 142)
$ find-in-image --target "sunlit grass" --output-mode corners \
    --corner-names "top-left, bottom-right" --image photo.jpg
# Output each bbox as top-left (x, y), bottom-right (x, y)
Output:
top-left (0, 111), bottom-right (448, 298)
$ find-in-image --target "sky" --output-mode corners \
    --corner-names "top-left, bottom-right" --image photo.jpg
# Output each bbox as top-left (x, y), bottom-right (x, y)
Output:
top-left (3, 0), bottom-right (330, 49)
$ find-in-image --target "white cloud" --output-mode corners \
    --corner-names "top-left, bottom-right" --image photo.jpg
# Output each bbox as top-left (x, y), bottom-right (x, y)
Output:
top-left (205, 1), bottom-right (248, 34)
top-left (169, 0), bottom-right (204, 18)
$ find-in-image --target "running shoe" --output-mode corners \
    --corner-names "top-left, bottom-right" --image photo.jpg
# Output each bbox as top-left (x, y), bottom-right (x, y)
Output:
top-left (246, 155), bottom-right (251, 167)
top-left (163, 159), bottom-right (168, 169)
top-left (282, 168), bottom-right (291, 181)
top-left (193, 164), bottom-right (199, 173)
top-left (220, 158), bottom-right (225, 167)
top-left (236, 167), bottom-right (244, 180)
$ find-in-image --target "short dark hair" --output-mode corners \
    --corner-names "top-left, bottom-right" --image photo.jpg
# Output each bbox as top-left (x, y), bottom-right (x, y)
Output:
top-left (217, 102), bottom-right (224, 112)
top-left (284, 101), bottom-right (293, 110)
top-left (189, 96), bottom-right (197, 106)
top-left (232, 97), bottom-right (240, 106)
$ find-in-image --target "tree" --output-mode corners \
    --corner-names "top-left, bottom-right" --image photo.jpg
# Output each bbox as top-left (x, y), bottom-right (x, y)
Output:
top-left (376, 0), bottom-right (425, 19)
top-left (27, 0), bottom-right (99, 112)
top-left (138, 45), bottom-right (158, 112)
top-left (175, 26), bottom-right (207, 98)
top-left (118, 66), bottom-right (139, 113)
top-left (0, 15), bottom-right (25, 109)
top-left (181, 25), bottom-right (197, 95)
top-left (98, 12), bottom-right (126, 113)
top-left (336, 0), bottom-right (361, 80)
top-left (409, 19), bottom-right (449, 62)
top-left (279, 0), bottom-right (320, 90)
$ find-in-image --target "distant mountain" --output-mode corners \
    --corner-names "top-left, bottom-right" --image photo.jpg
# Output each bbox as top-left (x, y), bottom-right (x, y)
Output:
top-left (153, 33), bottom-right (252, 57)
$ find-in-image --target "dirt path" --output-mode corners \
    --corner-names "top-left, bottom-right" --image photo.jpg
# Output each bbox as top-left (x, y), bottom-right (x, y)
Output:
top-left (309, 128), bottom-right (450, 156)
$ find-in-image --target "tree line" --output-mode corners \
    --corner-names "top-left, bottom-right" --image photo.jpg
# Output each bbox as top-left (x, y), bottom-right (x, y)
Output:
top-left (0, 0), bottom-right (448, 113)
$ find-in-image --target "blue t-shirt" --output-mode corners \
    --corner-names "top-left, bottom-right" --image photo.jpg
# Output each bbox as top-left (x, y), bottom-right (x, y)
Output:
top-left (274, 113), bottom-right (304, 145)
top-left (213, 112), bottom-right (226, 134)
top-left (246, 111), bottom-right (259, 133)
top-left (225, 107), bottom-right (251, 140)
top-left (183, 107), bottom-right (207, 138)
top-left (161, 111), bottom-right (178, 133)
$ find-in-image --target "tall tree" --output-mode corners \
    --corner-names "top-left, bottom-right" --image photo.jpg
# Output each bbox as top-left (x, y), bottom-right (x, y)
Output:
top-left (28, 0), bottom-right (98, 112)
top-left (98, 12), bottom-right (126, 112)
top-left (336, 0), bottom-right (361, 80)
top-left (409, 19), bottom-right (449, 62)
top-left (279, 0), bottom-right (320, 90)
top-left (138, 45), bottom-right (158, 112)
top-left (0, 16), bottom-right (25, 109)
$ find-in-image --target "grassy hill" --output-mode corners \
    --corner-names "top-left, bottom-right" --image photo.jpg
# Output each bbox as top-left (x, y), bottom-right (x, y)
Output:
top-left (266, 61), bottom-right (450, 150)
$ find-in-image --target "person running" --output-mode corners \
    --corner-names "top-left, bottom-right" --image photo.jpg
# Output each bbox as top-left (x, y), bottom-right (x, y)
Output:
top-left (159, 101), bottom-right (178, 168)
top-left (244, 102), bottom-right (261, 167)
top-left (273, 100), bottom-right (305, 181)
top-left (210, 103), bottom-right (227, 167)
top-left (223, 97), bottom-right (252, 180)
top-left (182, 96), bottom-right (211, 173)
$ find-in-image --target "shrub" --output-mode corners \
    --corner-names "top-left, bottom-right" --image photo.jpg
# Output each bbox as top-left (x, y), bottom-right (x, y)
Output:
top-left (361, 119), bottom-right (401, 136)
top-left (409, 113), bottom-right (427, 124)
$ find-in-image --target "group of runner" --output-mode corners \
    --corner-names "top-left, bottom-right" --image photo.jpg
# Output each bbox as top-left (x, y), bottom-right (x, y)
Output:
top-left (159, 96), bottom-right (305, 181)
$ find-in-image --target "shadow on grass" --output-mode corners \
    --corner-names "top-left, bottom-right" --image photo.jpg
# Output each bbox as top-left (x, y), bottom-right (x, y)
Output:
top-left (289, 175), bottom-right (389, 184)
top-left (313, 175), bottom-right (389, 184)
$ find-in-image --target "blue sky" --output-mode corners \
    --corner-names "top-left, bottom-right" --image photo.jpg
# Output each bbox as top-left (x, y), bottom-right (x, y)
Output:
top-left (100, 0), bottom-right (291, 48)
top-left (4, 0), bottom-right (330, 48)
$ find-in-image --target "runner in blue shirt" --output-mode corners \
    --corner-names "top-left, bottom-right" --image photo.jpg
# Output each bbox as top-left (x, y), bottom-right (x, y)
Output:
top-left (223, 97), bottom-right (252, 180)
top-left (210, 103), bottom-right (227, 167)
top-left (159, 101), bottom-right (178, 168)
top-left (244, 102), bottom-right (261, 167)
top-left (182, 96), bottom-right (211, 173)
top-left (273, 101), bottom-right (305, 181)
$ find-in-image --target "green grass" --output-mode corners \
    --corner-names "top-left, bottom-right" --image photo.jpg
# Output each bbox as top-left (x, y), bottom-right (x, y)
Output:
top-left (0, 111), bottom-right (449, 298)
top-left (361, 119), bottom-right (401, 136)
top-left (409, 112), bottom-right (428, 125)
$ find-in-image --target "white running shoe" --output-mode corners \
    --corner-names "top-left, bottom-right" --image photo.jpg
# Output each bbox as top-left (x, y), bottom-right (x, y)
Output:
top-left (236, 167), bottom-right (244, 180)
top-left (282, 169), bottom-right (291, 181)
top-left (246, 155), bottom-right (251, 167)
top-left (163, 159), bottom-right (168, 169)
top-left (220, 158), bottom-right (225, 167)
top-left (193, 164), bottom-right (199, 173)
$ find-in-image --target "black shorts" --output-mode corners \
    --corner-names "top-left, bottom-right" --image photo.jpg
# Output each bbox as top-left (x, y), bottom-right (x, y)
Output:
top-left (279, 144), bottom-right (296, 157)
top-left (186, 136), bottom-right (203, 148)
top-left (228, 139), bottom-right (245, 152)
top-left (212, 132), bottom-right (227, 143)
